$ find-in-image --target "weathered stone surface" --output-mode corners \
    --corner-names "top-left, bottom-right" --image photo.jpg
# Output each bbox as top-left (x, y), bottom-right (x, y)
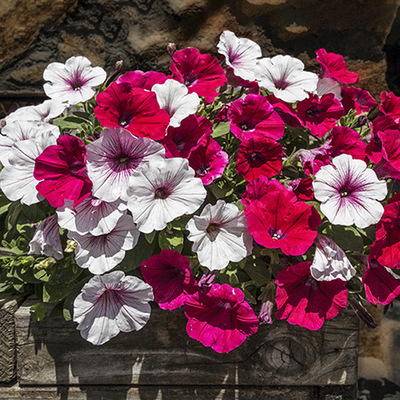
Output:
top-left (0, 0), bottom-right (398, 97)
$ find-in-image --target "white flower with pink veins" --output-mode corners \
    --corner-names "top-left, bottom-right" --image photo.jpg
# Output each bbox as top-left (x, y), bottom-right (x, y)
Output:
top-left (73, 271), bottom-right (153, 345)
top-left (217, 30), bottom-right (262, 82)
top-left (313, 154), bottom-right (387, 229)
top-left (255, 55), bottom-right (318, 103)
top-left (43, 56), bottom-right (107, 105)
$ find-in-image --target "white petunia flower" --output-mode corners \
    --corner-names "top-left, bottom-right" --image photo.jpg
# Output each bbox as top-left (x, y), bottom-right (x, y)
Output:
top-left (4, 99), bottom-right (67, 125)
top-left (152, 79), bottom-right (200, 128)
top-left (43, 56), bottom-right (107, 105)
top-left (0, 120), bottom-right (59, 166)
top-left (0, 132), bottom-right (57, 205)
top-left (68, 214), bottom-right (140, 275)
top-left (255, 55), bottom-right (318, 103)
top-left (313, 154), bottom-right (387, 229)
top-left (126, 158), bottom-right (206, 233)
top-left (86, 127), bottom-right (165, 203)
top-left (73, 270), bottom-right (153, 345)
top-left (316, 77), bottom-right (342, 101)
top-left (28, 215), bottom-right (63, 260)
top-left (310, 235), bottom-right (356, 281)
top-left (217, 30), bottom-right (262, 81)
top-left (57, 196), bottom-right (126, 236)
top-left (186, 200), bottom-right (253, 271)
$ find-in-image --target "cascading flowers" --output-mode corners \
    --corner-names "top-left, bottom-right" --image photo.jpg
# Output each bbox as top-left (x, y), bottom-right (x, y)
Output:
top-left (0, 32), bottom-right (398, 353)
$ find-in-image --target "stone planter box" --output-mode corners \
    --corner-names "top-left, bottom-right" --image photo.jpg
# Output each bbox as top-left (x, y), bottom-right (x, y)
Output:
top-left (0, 299), bottom-right (359, 399)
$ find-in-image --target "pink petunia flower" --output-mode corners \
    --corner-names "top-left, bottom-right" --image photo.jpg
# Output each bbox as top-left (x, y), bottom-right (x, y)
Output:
top-left (43, 56), bottom-right (106, 105)
top-left (170, 47), bottom-right (227, 103)
top-left (94, 82), bottom-right (170, 140)
top-left (241, 175), bottom-right (282, 207)
top-left (316, 48), bottom-right (358, 84)
top-left (73, 270), bottom-right (153, 345)
top-left (296, 93), bottom-right (344, 138)
top-left (236, 135), bottom-right (283, 181)
top-left (313, 154), bottom-right (387, 229)
top-left (379, 91), bottom-right (400, 124)
top-left (275, 261), bottom-right (348, 330)
top-left (244, 180), bottom-right (321, 256)
top-left (140, 249), bottom-right (198, 310)
top-left (34, 135), bottom-right (92, 208)
top-left (341, 86), bottom-right (377, 115)
top-left (285, 177), bottom-right (314, 201)
top-left (184, 283), bottom-right (258, 353)
top-left (363, 260), bottom-right (400, 305)
top-left (227, 94), bottom-right (285, 141)
top-left (117, 70), bottom-right (169, 90)
top-left (187, 134), bottom-right (228, 185)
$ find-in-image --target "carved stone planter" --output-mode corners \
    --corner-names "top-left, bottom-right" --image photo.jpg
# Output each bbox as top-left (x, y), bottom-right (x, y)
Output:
top-left (0, 299), bottom-right (360, 399)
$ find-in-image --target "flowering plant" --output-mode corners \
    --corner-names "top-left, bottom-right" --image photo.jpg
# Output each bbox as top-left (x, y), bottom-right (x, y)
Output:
top-left (1, 31), bottom-right (399, 353)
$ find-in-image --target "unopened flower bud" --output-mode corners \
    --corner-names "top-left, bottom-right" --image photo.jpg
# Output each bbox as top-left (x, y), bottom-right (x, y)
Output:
top-left (167, 43), bottom-right (176, 57)
top-left (259, 298), bottom-right (274, 324)
top-left (199, 270), bottom-right (216, 288)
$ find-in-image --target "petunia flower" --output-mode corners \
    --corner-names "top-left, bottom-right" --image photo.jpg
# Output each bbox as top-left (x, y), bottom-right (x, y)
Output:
top-left (275, 261), bottom-right (348, 330)
top-left (316, 48), bottom-right (358, 84)
top-left (236, 135), bottom-right (283, 181)
top-left (43, 56), bottom-right (107, 105)
top-left (170, 47), bottom-right (227, 103)
top-left (313, 154), bottom-right (387, 229)
top-left (0, 132), bottom-right (57, 205)
top-left (341, 86), bottom-right (377, 115)
top-left (255, 55), bottom-right (318, 103)
top-left (34, 135), bottom-right (93, 208)
top-left (73, 270), bottom-right (153, 345)
top-left (152, 79), bottom-right (200, 128)
top-left (184, 283), bottom-right (258, 353)
top-left (94, 82), bottom-right (170, 140)
top-left (310, 235), bottom-right (356, 281)
top-left (126, 158), bottom-right (206, 233)
top-left (186, 200), bottom-right (253, 271)
top-left (244, 180), bottom-right (321, 256)
top-left (68, 214), bottom-right (140, 275)
top-left (315, 77), bottom-right (342, 100)
top-left (56, 196), bottom-right (126, 236)
top-left (86, 127), bottom-right (165, 203)
top-left (217, 30), bottom-right (262, 82)
top-left (28, 215), bottom-right (63, 260)
top-left (379, 91), bottom-right (400, 124)
top-left (140, 249), bottom-right (198, 310)
top-left (227, 94), bottom-right (285, 141)
top-left (117, 70), bottom-right (169, 90)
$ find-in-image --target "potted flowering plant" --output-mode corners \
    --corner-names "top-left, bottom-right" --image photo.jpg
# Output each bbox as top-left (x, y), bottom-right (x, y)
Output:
top-left (0, 30), bottom-right (398, 354)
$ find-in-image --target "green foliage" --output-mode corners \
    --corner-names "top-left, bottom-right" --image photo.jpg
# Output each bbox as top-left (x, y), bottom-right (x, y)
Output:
top-left (30, 303), bottom-right (48, 322)
top-left (158, 228), bottom-right (184, 253)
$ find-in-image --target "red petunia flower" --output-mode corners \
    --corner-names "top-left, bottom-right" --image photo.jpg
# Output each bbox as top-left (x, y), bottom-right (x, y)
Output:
top-left (316, 48), bottom-right (358, 84)
top-left (244, 181), bottom-right (321, 256)
top-left (34, 135), bottom-right (92, 208)
top-left (227, 94), bottom-right (285, 141)
top-left (341, 86), bottom-right (377, 114)
top-left (285, 177), bottom-right (314, 200)
top-left (296, 93), bottom-right (344, 138)
top-left (241, 175), bottom-right (281, 207)
top-left (380, 91), bottom-right (400, 124)
top-left (94, 82), bottom-right (170, 140)
top-left (184, 283), bottom-right (258, 353)
top-left (140, 249), bottom-right (198, 310)
top-left (170, 47), bottom-right (227, 103)
top-left (236, 135), bottom-right (283, 181)
top-left (275, 261), bottom-right (348, 330)
top-left (329, 126), bottom-right (367, 161)
top-left (117, 70), bottom-right (169, 90)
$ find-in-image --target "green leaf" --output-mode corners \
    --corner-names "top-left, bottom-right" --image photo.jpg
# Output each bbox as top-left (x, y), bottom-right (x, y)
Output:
top-left (211, 122), bottom-right (230, 138)
top-left (52, 117), bottom-right (83, 131)
top-left (43, 282), bottom-right (74, 303)
top-left (144, 231), bottom-right (157, 244)
top-left (63, 276), bottom-right (91, 321)
top-left (209, 178), bottom-right (234, 199)
top-left (158, 229), bottom-right (184, 253)
top-left (30, 303), bottom-right (48, 322)
top-left (243, 257), bottom-right (271, 286)
top-left (48, 257), bottom-right (82, 284)
top-left (322, 225), bottom-right (364, 252)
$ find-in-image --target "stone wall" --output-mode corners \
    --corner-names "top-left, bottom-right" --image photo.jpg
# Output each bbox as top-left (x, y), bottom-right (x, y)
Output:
top-left (0, 0), bottom-right (399, 100)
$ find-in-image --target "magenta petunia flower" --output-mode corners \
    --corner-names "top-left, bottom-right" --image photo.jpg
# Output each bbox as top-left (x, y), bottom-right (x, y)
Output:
top-left (313, 154), bottom-right (387, 229)
top-left (117, 70), bottom-right (169, 90)
top-left (329, 126), bottom-right (367, 161)
top-left (363, 260), bottom-right (400, 305)
top-left (184, 283), bottom-right (258, 353)
top-left (296, 93), bottom-right (344, 138)
top-left (241, 175), bottom-right (282, 207)
top-left (378, 129), bottom-right (400, 176)
top-left (297, 143), bottom-right (331, 175)
top-left (275, 261), bottom-right (348, 330)
top-left (236, 135), bottom-right (283, 181)
top-left (140, 249), bottom-right (198, 310)
top-left (341, 86), bottom-right (377, 114)
top-left (170, 47), bottom-right (227, 103)
top-left (285, 177), bottom-right (314, 201)
top-left (187, 134), bottom-right (228, 185)
top-left (227, 94), bottom-right (285, 141)
top-left (244, 180), bottom-right (321, 256)
top-left (267, 95), bottom-right (302, 127)
top-left (94, 82), bottom-right (170, 140)
top-left (316, 48), bottom-right (358, 84)
top-left (34, 135), bottom-right (92, 208)
top-left (161, 115), bottom-right (213, 158)
top-left (379, 91), bottom-right (400, 124)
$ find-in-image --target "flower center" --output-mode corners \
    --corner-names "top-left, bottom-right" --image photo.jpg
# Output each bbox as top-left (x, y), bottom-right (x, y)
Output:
top-left (197, 164), bottom-right (210, 177)
top-left (154, 187), bottom-right (170, 199)
top-left (184, 73), bottom-right (198, 87)
top-left (206, 222), bottom-right (220, 241)
top-left (274, 77), bottom-right (290, 90)
top-left (115, 154), bottom-right (131, 165)
top-left (268, 227), bottom-right (286, 240)
top-left (340, 189), bottom-right (349, 197)
top-left (239, 120), bottom-right (256, 131)
top-left (70, 160), bottom-right (85, 175)
top-left (118, 111), bottom-right (134, 127)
